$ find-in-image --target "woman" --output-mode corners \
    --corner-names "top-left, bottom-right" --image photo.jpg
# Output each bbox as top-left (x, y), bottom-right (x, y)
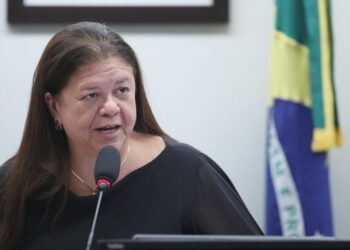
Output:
top-left (0, 22), bottom-right (262, 250)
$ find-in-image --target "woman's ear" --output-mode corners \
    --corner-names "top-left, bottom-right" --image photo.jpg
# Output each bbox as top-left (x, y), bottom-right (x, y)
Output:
top-left (44, 92), bottom-right (58, 119)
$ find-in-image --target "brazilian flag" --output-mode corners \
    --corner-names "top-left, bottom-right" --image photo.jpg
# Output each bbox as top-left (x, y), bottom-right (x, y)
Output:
top-left (265, 0), bottom-right (343, 236)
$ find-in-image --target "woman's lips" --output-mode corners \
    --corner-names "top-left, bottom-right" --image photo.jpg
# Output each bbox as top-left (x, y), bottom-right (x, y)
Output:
top-left (95, 124), bottom-right (120, 134)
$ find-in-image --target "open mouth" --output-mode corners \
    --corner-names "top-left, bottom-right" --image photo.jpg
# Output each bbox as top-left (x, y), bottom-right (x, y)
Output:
top-left (95, 124), bottom-right (120, 133)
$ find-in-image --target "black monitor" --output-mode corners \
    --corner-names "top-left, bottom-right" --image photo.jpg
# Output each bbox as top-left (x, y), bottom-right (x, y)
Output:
top-left (97, 234), bottom-right (350, 250)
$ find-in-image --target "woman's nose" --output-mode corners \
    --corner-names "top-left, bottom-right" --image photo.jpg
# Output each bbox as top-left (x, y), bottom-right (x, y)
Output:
top-left (99, 95), bottom-right (120, 117)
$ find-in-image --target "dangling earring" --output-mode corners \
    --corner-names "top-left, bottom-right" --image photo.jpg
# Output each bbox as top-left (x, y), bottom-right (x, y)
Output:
top-left (54, 119), bottom-right (63, 131)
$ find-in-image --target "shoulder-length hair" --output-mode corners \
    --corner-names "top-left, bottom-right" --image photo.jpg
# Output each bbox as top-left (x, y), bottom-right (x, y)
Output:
top-left (0, 22), bottom-right (166, 249)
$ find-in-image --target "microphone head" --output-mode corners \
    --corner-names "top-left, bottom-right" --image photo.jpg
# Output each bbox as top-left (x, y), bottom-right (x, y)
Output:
top-left (94, 145), bottom-right (121, 192)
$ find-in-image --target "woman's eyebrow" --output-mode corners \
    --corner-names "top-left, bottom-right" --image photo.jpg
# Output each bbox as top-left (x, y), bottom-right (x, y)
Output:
top-left (115, 77), bottom-right (132, 84)
top-left (79, 85), bottom-right (99, 91)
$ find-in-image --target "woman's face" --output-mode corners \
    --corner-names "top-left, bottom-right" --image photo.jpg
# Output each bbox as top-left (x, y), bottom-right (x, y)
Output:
top-left (45, 56), bottom-right (137, 158)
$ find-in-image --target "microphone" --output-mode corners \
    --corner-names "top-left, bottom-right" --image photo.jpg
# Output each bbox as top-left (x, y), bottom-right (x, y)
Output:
top-left (86, 145), bottom-right (121, 250)
top-left (94, 145), bottom-right (121, 191)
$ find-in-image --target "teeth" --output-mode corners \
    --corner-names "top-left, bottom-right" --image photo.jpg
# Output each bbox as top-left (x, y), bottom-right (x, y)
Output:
top-left (98, 125), bottom-right (119, 131)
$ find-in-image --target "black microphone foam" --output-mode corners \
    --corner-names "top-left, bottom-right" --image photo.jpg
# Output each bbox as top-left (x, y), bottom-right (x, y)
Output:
top-left (94, 145), bottom-right (121, 191)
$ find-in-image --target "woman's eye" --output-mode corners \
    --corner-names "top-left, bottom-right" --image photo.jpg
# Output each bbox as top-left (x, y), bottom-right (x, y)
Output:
top-left (84, 93), bottom-right (98, 100)
top-left (116, 87), bottom-right (129, 95)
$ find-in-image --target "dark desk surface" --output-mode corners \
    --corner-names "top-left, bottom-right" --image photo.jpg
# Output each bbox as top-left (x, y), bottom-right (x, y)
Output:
top-left (97, 235), bottom-right (350, 250)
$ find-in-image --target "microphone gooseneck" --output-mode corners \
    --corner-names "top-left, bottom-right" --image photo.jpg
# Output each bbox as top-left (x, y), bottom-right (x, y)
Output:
top-left (86, 145), bottom-right (121, 250)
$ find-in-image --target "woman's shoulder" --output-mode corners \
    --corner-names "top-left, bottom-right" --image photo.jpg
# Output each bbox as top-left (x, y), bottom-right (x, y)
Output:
top-left (164, 140), bottom-right (236, 190)
top-left (163, 140), bottom-right (219, 174)
top-left (132, 134), bottom-right (232, 187)
top-left (132, 133), bottom-right (204, 164)
top-left (165, 140), bottom-right (206, 160)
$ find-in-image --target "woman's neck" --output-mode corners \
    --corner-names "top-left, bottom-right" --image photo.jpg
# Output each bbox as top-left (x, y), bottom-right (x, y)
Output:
top-left (67, 133), bottom-right (165, 196)
top-left (69, 150), bottom-right (97, 196)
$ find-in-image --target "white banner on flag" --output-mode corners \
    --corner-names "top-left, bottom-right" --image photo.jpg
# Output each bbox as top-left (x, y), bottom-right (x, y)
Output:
top-left (268, 117), bottom-right (305, 236)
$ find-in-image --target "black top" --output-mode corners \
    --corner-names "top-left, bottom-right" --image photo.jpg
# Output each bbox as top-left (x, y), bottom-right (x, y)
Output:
top-left (5, 142), bottom-right (263, 250)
